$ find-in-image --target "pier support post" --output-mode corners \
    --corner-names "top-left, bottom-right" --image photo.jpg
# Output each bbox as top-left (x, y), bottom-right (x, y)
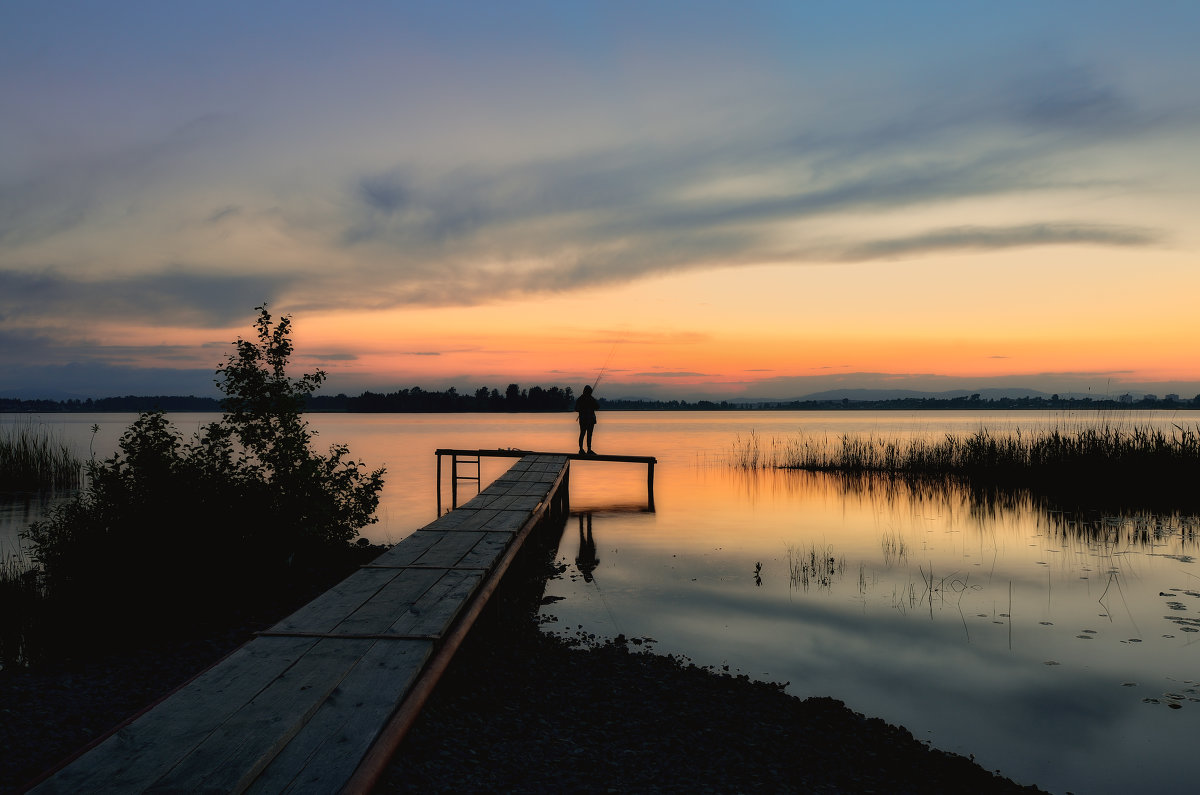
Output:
top-left (647, 460), bottom-right (655, 511)
top-left (436, 453), bottom-right (443, 514)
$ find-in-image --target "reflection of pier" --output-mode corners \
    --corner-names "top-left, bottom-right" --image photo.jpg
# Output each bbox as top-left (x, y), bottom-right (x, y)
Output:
top-left (436, 448), bottom-right (657, 513)
top-left (32, 455), bottom-right (570, 793)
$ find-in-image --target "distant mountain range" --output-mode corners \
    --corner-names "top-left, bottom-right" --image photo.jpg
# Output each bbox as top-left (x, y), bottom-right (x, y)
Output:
top-left (785, 388), bottom-right (1056, 402)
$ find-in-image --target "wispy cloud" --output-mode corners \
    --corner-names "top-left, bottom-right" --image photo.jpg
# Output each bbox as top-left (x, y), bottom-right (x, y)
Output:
top-left (294, 65), bottom-right (1180, 312)
top-left (836, 222), bottom-right (1162, 261)
top-left (631, 371), bottom-right (712, 378)
top-left (0, 268), bottom-right (290, 326)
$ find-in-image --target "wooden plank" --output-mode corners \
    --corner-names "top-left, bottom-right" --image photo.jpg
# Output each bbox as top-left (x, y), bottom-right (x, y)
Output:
top-left (435, 448), bottom-right (653, 464)
top-left (441, 508), bottom-right (501, 531)
top-left (146, 638), bottom-right (376, 793)
top-left (31, 637), bottom-right (318, 794)
top-left (421, 510), bottom-right (475, 532)
top-left (37, 453), bottom-right (572, 795)
top-left (480, 510), bottom-right (530, 534)
top-left (325, 568), bottom-right (445, 637)
top-left (266, 568), bottom-right (396, 635)
top-left (508, 482), bottom-right (549, 496)
top-left (245, 639), bottom-right (433, 794)
top-left (368, 530), bottom-right (443, 567)
top-left (457, 531), bottom-right (513, 568)
top-left (385, 569), bottom-right (482, 637)
top-left (454, 494), bottom-right (493, 510)
top-left (404, 530), bottom-right (488, 568)
top-left (476, 493), bottom-right (542, 512)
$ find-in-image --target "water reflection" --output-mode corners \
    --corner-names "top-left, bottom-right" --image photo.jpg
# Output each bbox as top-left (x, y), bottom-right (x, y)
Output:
top-left (574, 513), bottom-right (599, 584)
top-left (544, 465), bottom-right (1200, 794)
top-left (10, 410), bottom-right (1200, 792)
top-left (0, 492), bottom-right (70, 556)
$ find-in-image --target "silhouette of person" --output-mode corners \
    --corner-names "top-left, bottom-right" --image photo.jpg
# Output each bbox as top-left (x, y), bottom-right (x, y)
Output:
top-left (575, 513), bottom-right (599, 583)
top-left (575, 384), bottom-right (599, 454)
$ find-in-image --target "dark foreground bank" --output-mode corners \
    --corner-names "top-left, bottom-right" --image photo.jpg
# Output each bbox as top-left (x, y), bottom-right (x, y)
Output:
top-left (3, 543), bottom-right (1043, 794)
top-left (381, 551), bottom-right (1043, 794)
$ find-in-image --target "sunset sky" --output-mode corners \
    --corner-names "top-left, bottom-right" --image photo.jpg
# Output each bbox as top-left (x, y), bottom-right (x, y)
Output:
top-left (3, 1), bottom-right (1199, 401)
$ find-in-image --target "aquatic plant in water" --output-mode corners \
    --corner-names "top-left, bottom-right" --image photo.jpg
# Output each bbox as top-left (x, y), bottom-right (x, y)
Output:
top-left (880, 530), bottom-right (908, 566)
top-left (731, 423), bottom-right (1200, 513)
top-left (0, 424), bottom-right (82, 491)
top-left (786, 543), bottom-right (845, 590)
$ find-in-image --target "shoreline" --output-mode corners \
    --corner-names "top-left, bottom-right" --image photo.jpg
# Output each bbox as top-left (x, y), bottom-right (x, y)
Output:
top-left (379, 540), bottom-right (1045, 793)
top-left (2, 536), bottom-right (1044, 794)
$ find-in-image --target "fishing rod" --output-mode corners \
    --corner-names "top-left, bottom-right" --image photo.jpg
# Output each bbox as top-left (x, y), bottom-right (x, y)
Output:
top-left (592, 336), bottom-right (622, 390)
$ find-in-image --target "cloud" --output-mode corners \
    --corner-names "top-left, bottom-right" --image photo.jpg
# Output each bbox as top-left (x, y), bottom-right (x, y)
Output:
top-left (305, 352), bottom-right (359, 362)
top-left (0, 114), bottom-right (236, 249)
top-left (0, 268), bottom-right (291, 327)
top-left (631, 371), bottom-right (711, 378)
top-left (206, 205), bottom-right (242, 224)
top-left (304, 64), bottom-right (1181, 312)
top-left (0, 362), bottom-right (219, 400)
top-left (2, 51), bottom-right (1186, 336)
top-left (1008, 66), bottom-right (1150, 134)
top-left (836, 222), bottom-right (1162, 261)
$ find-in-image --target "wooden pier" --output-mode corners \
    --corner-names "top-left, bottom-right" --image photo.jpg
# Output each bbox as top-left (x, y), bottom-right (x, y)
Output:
top-left (436, 448), bottom-right (656, 512)
top-left (31, 454), bottom-right (570, 794)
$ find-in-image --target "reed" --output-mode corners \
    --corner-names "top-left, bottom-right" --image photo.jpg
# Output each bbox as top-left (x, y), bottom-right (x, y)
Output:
top-left (731, 422), bottom-right (1200, 511)
top-left (786, 542), bottom-right (845, 590)
top-left (773, 423), bottom-right (1200, 475)
top-left (880, 530), bottom-right (908, 566)
top-left (0, 424), bottom-right (83, 491)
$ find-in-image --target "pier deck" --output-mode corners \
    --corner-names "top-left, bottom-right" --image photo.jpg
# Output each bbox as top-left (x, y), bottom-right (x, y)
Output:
top-left (32, 454), bottom-right (570, 794)
top-left (436, 448), bottom-right (656, 512)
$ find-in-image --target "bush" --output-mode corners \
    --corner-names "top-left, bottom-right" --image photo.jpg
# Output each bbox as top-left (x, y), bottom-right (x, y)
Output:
top-left (23, 306), bottom-right (385, 628)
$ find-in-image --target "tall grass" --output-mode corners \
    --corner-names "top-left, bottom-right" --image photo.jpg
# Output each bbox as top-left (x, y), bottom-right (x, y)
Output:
top-left (0, 424), bottom-right (83, 491)
top-left (786, 542), bottom-right (845, 590)
top-left (735, 423), bottom-right (1200, 475)
top-left (731, 423), bottom-right (1200, 512)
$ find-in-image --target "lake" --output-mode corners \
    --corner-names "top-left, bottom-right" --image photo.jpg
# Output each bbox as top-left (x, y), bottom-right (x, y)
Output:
top-left (4, 409), bottom-right (1200, 794)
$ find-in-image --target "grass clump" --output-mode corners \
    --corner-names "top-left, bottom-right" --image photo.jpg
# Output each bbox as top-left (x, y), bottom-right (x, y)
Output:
top-left (733, 423), bottom-right (1200, 512)
top-left (0, 424), bottom-right (82, 491)
top-left (880, 530), bottom-right (908, 566)
top-left (787, 543), bottom-right (845, 590)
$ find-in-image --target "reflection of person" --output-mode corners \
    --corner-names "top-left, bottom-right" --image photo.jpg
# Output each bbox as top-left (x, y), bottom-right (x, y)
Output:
top-left (575, 513), bottom-right (599, 583)
top-left (575, 384), bottom-right (599, 454)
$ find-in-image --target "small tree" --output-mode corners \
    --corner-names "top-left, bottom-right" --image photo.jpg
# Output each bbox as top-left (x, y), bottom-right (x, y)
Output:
top-left (216, 306), bottom-right (384, 547)
top-left (25, 306), bottom-right (385, 625)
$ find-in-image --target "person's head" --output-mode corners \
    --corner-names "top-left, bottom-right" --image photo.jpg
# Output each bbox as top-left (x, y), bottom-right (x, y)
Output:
top-left (582, 384), bottom-right (593, 396)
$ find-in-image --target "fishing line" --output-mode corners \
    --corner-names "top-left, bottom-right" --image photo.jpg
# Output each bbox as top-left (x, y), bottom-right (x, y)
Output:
top-left (590, 569), bottom-right (624, 636)
top-left (592, 335), bottom-right (624, 390)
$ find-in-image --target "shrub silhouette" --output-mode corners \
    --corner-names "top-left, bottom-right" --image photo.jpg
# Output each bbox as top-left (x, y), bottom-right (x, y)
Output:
top-left (25, 306), bottom-right (385, 629)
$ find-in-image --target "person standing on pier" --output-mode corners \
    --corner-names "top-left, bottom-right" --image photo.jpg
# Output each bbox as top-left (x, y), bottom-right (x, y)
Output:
top-left (576, 384), bottom-right (599, 454)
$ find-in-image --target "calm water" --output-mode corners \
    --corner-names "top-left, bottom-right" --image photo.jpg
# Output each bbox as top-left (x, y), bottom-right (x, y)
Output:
top-left (4, 410), bottom-right (1200, 793)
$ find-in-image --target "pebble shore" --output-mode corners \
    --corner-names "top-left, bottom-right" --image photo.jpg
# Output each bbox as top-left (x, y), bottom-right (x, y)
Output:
top-left (2, 537), bottom-right (1044, 793)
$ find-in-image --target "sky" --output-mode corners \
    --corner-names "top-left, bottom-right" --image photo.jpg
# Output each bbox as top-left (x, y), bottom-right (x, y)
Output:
top-left (3, 1), bottom-right (1199, 401)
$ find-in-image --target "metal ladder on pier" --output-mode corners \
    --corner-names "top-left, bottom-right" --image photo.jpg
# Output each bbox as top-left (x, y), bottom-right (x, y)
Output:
top-left (448, 452), bottom-right (481, 511)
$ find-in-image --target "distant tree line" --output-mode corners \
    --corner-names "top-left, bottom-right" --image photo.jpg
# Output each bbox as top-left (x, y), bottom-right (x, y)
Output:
top-left (308, 384), bottom-right (575, 412)
top-left (0, 384), bottom-right (576, 414)
top-left (0, 395), bottom-right (224, 413)
top-left (3, 390), bottom-right (1199, 414)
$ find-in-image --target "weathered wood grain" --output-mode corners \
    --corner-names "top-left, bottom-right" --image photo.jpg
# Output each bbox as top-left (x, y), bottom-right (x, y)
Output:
top-left (30, 636), bottom-right (318, 794)
top-left (34, 454), bottom-right (570, 794)
top-left (244, 639), bottom-right (433, 794)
